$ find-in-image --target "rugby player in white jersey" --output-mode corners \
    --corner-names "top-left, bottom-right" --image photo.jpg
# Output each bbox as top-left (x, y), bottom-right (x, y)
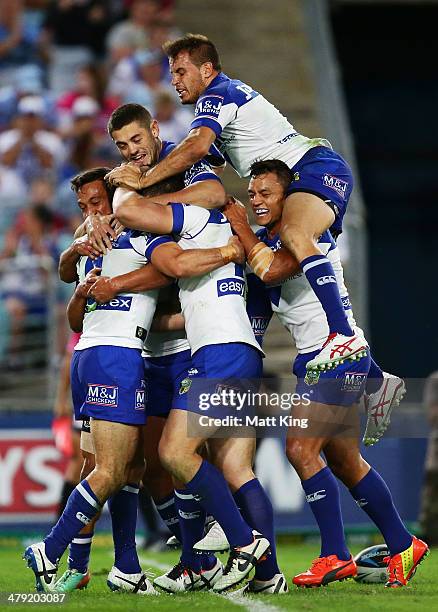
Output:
top-left (112, 177), bottom-right (286, 593)
top-left (106, 34), bottom-right (366, 373)
top-left (222, 159), bottom-right (428, 589)
top-left (23, 168), bottom-right (246, 594)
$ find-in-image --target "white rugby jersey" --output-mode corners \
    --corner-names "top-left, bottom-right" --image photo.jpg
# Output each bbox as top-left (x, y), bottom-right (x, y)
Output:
top-left (191, 72), bottom-right (330, 178)
top-left (75, 230), bottom-right (171, 351)
top-left (147, 204), bottom-right (262, 356)
top-left (256, 229), bottom-right (364, 353)
top-left (140, 140), bottom-right (221, 358)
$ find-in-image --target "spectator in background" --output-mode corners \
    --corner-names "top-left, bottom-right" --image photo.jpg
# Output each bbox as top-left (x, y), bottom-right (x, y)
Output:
top-left (421, 372), bottom-right (438, 546)
top-left (0, 64), bottom-right (57, 131)
top-left (0, 164), bottom-right (27, 246)
top-left (154, 89), bottom-right (192, 143)
top-left (123, 49), bottom-right (173, 110)
top-left (106, 0), bottom-right (160, 65)
top-left (0, 179), bottom-right (65, 367)
top-left (0, 0), bottom-right (27, 88)
top-left (0, 95), bottom-right (65, 184)
top-left (56, 64), bottom-right (119, 134)
top-left (147, 15), bottom-right (180, 79)
top-left (42, 0), bottom-right (112, 95)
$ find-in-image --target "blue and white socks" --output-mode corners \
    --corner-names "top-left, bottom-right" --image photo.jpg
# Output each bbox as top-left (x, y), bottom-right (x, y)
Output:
top-left (301, 254), bottom-right (353, 337)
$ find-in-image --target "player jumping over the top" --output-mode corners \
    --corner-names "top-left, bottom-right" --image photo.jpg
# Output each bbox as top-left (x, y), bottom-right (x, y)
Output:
top-left (107, 33), bottom-right (365, 372)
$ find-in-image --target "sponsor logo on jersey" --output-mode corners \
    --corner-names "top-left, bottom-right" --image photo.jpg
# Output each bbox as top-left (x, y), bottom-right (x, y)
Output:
top-left (306, 489), bottom-right (326, 503)
top-left (179, 377), bottom-right (192, 395)
top-left (188, 368), bottom-right (199, 376)
top-left (341, 295), bottom-right (352, 310)
top-left (342, 372), bottom-right (367, 392)
top-left (195, 95), bottom-right (223, 119)
top-left (135, 388), bottom-right (145, 410)
top-left (322, 174), bottom-right (349, 200)
top-left (86, 384), bottom-right (119, 407)
top-left (86, 296), bottom-right (133, 313)
top-left (217, 278), bottom-right (245, 297)
top-left (277, 132), bottom-right (299, 145)
top-left (136, 326), bottom-right (146, 341)
top-left (355, 498), bottom-right (368, 508)
top-left (251, 316), bottom-right (270, 336)
top-left (304, 369), bottom-right (321, 386)
top-left (76, 511), bottom-right (91, 525)
top-left (316, 275), bottom-right (336, 286)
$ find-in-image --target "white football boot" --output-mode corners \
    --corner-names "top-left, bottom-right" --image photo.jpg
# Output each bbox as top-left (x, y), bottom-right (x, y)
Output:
top-left (212, 531), bottom-right (270, 592)
top-left (154, 558), bottom-right (223, 592)
top-left (306, 333), bottom-right (368, 371)
top-left (23, 542), bottom-right (58, 592)
top-left (107, 566), bottom-right (158, 595)
top-left (363, 373), bottom-right (406, 446)
top-left (233, 573), bottom-right (289, 594)
top-left (193, 520), bottom-right (230, 553)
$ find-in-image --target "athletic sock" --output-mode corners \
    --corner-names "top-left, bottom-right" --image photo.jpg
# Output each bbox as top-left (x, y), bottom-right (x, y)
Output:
top-left (185, 460), bottom-right (253, 548)
top-left (366, 356), bottom-right (384, 394)
top-left (234, 479), bottom-right (280, 580)
top-left (68, 532), bottom-right (93, 574)
top-left (301, 467), bottom-right (350, 560)
top-left (350, 468), bottom-right (412, 555)
top-left (57, 481), bottom-right (76, 519)
top-left (301, 254), bottom-right (353, 337)
top-left (155, 493), bottom-right (182, 543)
top-left (44, 480), bottom-right (101, 564)
top-left (175, 489), bottom-right (208, 572)
top-left (108, 483), bottom-right (141, 574)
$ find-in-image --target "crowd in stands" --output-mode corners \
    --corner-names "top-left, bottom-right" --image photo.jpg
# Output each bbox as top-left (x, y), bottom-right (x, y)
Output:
top-left (0, 0), bottom-right (191, 371)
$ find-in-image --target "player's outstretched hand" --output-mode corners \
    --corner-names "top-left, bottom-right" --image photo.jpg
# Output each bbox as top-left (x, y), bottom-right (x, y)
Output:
top-left (105, 163), bottom-right (144, 191)
top-left (227, 235), bottom-right (245, 265)
top-left (73, 235), bottom-right (101, 260)
top-left (222, 196), bottom-right (249, 228)
top-left (86, 213), bottom-right (117, 254)
top-left (88, 276), bottom-right (117, 304)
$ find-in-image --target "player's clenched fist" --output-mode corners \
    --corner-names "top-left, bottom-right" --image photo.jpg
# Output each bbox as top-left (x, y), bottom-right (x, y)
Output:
top-left (88, 276), bottom-right (117, 304)
top-left (105, 163), bottom-right (145, 191)
top-left (222, 196), bottom-right (250, 229)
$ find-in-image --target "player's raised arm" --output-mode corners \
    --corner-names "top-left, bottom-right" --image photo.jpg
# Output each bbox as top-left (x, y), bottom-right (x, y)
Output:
top-left (223, 198), bottom-right (300, 284)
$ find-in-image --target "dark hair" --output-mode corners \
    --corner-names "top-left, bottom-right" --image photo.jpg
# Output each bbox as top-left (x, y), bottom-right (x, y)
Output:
top-left (249, 159), bottom-right (293, 193)
top-left (163, 33), bottom-right (221, 71)
top-left (70, 167), bottom-right (115, 201)
top-left (141, 173), bottom-right (185, 197)
top-left (107, 103), bottom-right (153, 135)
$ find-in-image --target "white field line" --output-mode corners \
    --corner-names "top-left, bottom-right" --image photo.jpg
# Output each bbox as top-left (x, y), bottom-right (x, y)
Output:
top-left (139, 555), bottom-right (283, 612)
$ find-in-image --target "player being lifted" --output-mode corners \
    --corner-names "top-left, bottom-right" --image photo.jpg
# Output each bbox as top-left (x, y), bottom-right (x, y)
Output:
top-left (23, 167), bottom-right (245, 594)
top-left (223, 159), bottom-right (428, 589)
top-left (107, 33), bottom-right (365, 374)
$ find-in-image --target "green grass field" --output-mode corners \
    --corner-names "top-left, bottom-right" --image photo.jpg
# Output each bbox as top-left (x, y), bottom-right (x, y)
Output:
top-left (0, 537), bottom-right (435, 612)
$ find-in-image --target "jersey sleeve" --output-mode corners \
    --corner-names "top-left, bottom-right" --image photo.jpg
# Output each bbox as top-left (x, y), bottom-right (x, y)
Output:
top-left (190, 93), bottom-right (236, 137)
top-left (183, 158), bottom-right (222, 186)
top-left (169, 203), bottom-right (211, 238)
top-left (130, 232), bottom-right (174, 262)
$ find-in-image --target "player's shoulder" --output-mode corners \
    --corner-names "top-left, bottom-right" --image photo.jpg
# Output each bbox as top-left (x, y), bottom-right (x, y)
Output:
top-left (197, 72), bottom-right (259, 110)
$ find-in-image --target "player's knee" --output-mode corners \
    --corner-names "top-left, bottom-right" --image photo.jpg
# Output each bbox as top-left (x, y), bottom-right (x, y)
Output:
top-left (286, 439), bottom-right (317, 470)
top-left (280, 224), bottom-right (313, 258)
top-left (80, 452), bottom-right (95, 480)
top-left (158, 437), bottom-right (179, 474)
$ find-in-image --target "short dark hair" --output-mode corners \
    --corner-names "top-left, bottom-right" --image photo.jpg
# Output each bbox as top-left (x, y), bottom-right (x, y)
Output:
top-left (107, 103), bottom-right (153, 135)
top-left (141, 173), bottom-right (185, 197)
top-left (70, 167), bottom-right (115, 201)
top-left (163, 34), bottom-right (221, 71)
top-left (249, 159), bottom-right (293, 193)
